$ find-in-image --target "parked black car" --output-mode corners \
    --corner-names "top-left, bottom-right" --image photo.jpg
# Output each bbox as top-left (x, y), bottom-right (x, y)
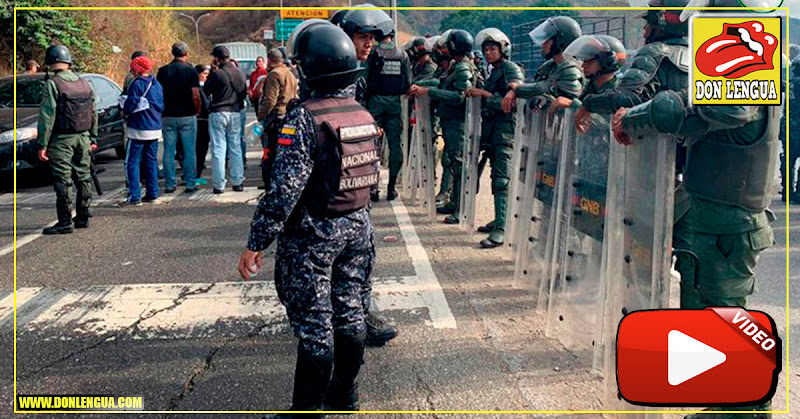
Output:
top-left (0, 73), bottom-right (126, 174)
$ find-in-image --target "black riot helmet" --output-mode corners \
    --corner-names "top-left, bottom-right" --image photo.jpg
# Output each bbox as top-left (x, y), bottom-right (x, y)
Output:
top-left (330, 9), bottom-right (348, 27)
top-left (287, 19), bottom-right (360, 93)
top-left (341, 4), bottom-right (395, 39)
top-left (446, 29), bottom-right (474, 57)
top-left (45, 45), bottom-right (72, 65)
top-left (529, 16), bottom-right (582, 59)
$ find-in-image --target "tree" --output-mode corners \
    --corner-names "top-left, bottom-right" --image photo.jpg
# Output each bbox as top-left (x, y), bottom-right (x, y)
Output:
top-left (1, 0), bottom-right (93, 72)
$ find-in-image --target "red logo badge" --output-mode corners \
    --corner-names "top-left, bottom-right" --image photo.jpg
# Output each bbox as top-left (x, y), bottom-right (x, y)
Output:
top-left (617, 308), bottom-right (781, 406)
top-left (695, 21), bottom-right (778, 78)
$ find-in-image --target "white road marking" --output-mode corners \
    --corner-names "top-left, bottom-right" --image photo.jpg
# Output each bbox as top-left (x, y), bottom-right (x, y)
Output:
top-left (2, 276), bottom-right (454, 340)
top-left (0, 187), bottom-right (126, 258)
top-left (389, 197), bottom-right (456, 329)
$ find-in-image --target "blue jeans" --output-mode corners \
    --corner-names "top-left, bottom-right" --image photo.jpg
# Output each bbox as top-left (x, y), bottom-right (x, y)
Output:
top-left (209, 111), bottom-right (244, 190)
top-left (240, 108), bottom-right (247, 166)
top-left (162, 116), bottom-right (197, 189)
top-left (125, 139), bottom-right (159, 202)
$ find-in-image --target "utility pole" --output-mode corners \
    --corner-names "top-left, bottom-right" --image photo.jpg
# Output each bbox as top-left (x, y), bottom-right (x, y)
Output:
top-left (178, 12), bottom-right (211, 46)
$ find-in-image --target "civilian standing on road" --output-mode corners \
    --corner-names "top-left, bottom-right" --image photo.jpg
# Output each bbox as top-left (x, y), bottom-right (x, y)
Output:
top-left (122, 55), bottom-right (165, 206)
top-left (231, 59), bottom-right (249, 171)
top-left (157, 42), bottom-right (201, 194)
top-left (204, 45), bottom-right (247, 194)
top-left (249, 56), bottom-right (268, 116)
top-left (257, 47), bottom-right (298, 188)
top-left (123, 51), bottom-right (147, 95)
top-left (195, 64), bottom-right (211, 185)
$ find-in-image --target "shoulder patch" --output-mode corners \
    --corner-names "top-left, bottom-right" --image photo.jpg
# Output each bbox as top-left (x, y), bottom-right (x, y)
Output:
top-left (280, 125), bottom-right (297, 136)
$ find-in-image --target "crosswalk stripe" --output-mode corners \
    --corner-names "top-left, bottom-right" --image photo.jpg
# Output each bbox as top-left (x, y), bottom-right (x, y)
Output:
top-left (1, 276), bottom-right (452, 340)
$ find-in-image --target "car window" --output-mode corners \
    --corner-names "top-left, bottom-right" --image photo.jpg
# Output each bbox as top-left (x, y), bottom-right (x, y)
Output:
top-left (0, 78), bottom-right (45, 108)
top-left (85, 77), bottom-right (120, 109)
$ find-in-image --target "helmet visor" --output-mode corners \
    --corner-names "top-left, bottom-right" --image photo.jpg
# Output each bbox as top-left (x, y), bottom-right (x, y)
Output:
top-left (475, 28), bottom-right (508, 50)
top-left (529, 18), bottom-right (558, 46)
top-left (563, 35), bottom-right (606, 62)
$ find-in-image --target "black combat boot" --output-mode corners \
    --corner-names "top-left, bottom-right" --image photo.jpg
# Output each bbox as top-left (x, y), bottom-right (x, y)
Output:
top-left (365, 311), bottom-right (397, 347)
top-left (73, 182), bottom-right (91, 229)
top-left (386, 175), bottom-right (398, 201)
top-left (43, 182), bottom-right (73, 235)
top-left (264, 344), bottom-right (333, 419)
top-left (324, 329), bottom-right (366, 412)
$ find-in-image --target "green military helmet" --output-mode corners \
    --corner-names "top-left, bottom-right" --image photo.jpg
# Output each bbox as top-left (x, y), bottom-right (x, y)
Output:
top-left (563, 34), bottom-right (627, 75)
top-left (407, 37), bottom-right (430, 60)
top-left (45, 45), bottom-right (72, 65)
top-left (528, 16), bottom-right (582, 59)
top-left (446, 29), bottom-right (474, 57)
top-left (427, 35), bottom-right (447, 63)
top-left (641, 0), bottom-right (689, 43)
top-left (341, 4), bottom-right (395, 39)
top-left (475, 27), bottom-right (512, 58)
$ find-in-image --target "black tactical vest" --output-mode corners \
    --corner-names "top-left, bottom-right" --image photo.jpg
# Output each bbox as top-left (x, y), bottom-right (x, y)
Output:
top-left (368, 47), bottom-right (405, 96)
top-left (52, 76), bottom-right (94, 134)
top-left (685, 106), bottom-right (780, 212)
top-left (301, 97), bottom-right (381, 217)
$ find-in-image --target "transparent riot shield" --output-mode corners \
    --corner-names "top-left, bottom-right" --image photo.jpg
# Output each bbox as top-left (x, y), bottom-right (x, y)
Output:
top-left (512, 109), bottom-right (573, 311)
top-left (398, 95), bottom-right (410, 189)
top-left (458, 97), bottom-right (483, 231)
top-left (600, 134), bottom-right (675, 417)
top-left (545, 114), bottom-right (611, 369)
top-left (402, 96), bottom-right (436, 218)
top-left (504, 100), bottom-right (529, 260)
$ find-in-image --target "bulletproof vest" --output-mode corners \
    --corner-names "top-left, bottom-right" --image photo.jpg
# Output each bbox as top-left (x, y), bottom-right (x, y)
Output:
top-left (368, 47), bottom-right (405, 96)
top-left (52, 76), bottom-right (94, 134)
top-left (301, 97), bottom-right (381, 218)
top-left (685, 106), bottom-right (780, 212)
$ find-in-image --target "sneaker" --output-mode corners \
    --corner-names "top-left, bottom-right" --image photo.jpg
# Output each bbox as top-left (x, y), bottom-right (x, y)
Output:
top-left (213, 188), bottom-right (224, 194)
top-left (164, 187), bottom-right (176, 194)
top-left (196, 178), bottom-right (207, 186)
top-left (118, 199), bottom-right (142, 207)
top-left (233, 184), bottom-right (244, 192)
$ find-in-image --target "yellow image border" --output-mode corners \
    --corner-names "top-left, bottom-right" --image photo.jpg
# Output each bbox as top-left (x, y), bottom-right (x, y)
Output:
top-left (11, 4), bottom-right (790, 415)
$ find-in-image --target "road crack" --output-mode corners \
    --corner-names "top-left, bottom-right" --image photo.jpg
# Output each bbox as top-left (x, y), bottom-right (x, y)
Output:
top-left (19, 283), bottom-right (217, 379)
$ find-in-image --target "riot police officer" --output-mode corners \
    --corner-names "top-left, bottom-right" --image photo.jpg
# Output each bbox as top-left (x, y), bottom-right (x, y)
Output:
top-left (784, 58), bottom-right (800, 204)
top-left (364, 16), bottom-right (412, 201)
top-left (465, 28), bottom-right (525, 248)
top-left (576, 0), bottom-right (696, 297)
top-left (238, 20), bottom-right (378, 418)
top-left (411, 29), bottom-right (478, 224)
top-left (409, 37), bottom-right (438, 83)
top-left (502, 16), bottom-right (583, 112)
top-left (332, 5), bottom-right (399, 347)
top-left (613, 1), bottom-right (781, 417)
top-left (37, 45), bottom-right (98, 235)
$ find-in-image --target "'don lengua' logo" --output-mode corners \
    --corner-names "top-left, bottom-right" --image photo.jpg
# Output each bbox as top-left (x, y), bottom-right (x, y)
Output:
top-left (691, 15), bottom-right (782, 105)
top-left (696, 21), bottom-right (778, 78)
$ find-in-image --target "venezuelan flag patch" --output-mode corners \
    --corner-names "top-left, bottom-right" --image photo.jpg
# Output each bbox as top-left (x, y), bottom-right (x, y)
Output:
top-left (280, 125), bottom-right (297, 136)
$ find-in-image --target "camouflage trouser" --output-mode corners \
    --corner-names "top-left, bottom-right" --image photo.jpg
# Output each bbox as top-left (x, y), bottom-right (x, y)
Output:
top-left (48, 133), bottom-right (92, 221)
top-left (274, 209), bottom-right (375, 356)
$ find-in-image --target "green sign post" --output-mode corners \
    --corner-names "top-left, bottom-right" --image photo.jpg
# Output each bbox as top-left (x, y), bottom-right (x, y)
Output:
top-left (276, 18), bottom-right (303, 41)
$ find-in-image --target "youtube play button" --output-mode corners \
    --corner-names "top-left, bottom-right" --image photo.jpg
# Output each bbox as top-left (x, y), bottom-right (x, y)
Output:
top-left (667, 330), bottom-right (726, 386)
top-left (617, 308), bottom-right (781, 406)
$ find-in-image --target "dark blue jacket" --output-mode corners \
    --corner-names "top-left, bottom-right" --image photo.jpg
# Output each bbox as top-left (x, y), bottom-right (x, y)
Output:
top-left (124, 76), bottom-right (165, 134)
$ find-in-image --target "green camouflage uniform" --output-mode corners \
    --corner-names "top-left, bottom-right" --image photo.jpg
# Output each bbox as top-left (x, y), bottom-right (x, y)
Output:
top-left (514, 58), bottom-right (583, 102)
top-left (365, 43), bottom-right (412, 181)
top-left (37, 69), bottom-right (99, 226)
top-left (428, 57), bottom-right (477, 214)
top-left (480, 59), bottom-right (524, 240)
top-left (412, 60), bottom-right (438, 83)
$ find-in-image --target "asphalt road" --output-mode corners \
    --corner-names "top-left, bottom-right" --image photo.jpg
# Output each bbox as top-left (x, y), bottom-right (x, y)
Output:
top-left (0, 134), bottom-right (796, 418)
